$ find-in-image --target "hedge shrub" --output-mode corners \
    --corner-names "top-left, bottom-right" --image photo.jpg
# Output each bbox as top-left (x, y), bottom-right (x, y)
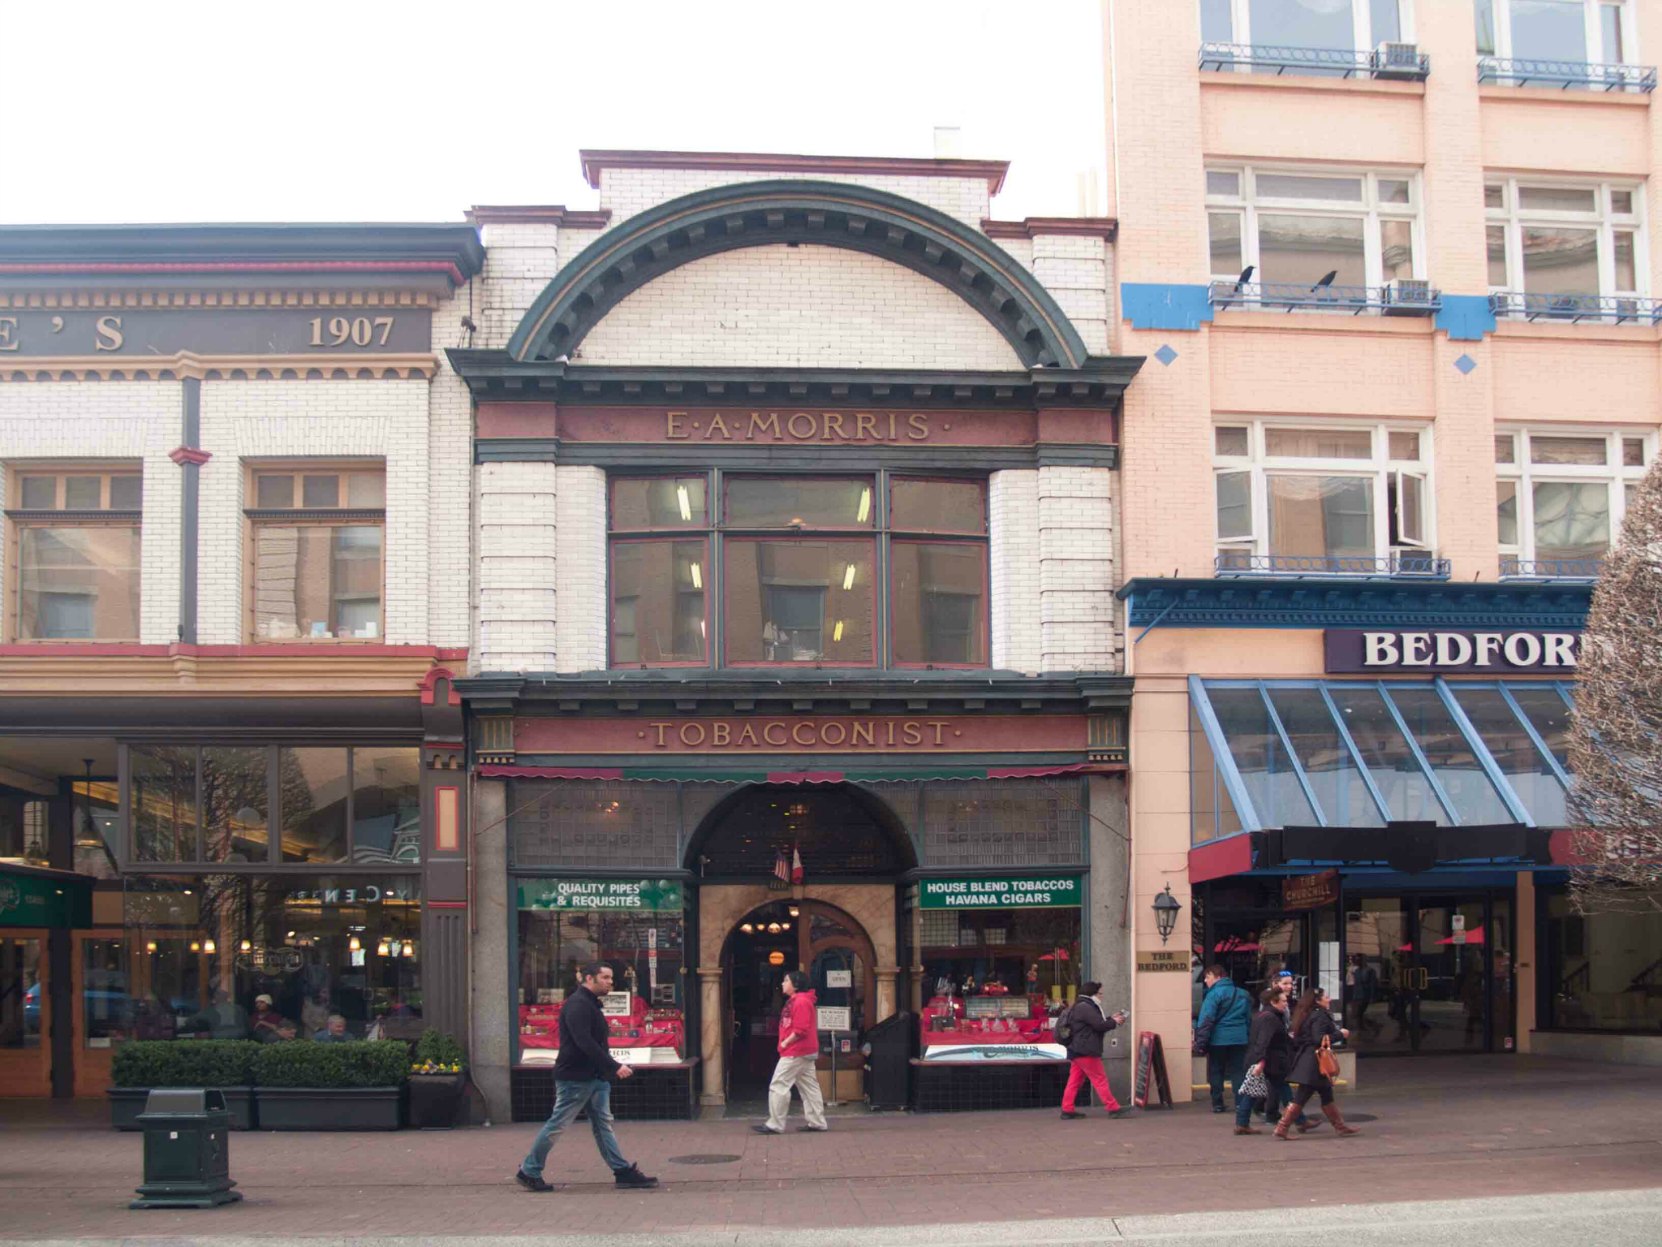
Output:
top-left (111, 1040), bottom-right (259, 1088)
top-left (412, 1028), bottom-right (466, 1072)
top-left (251, 1039), bottom-right (410, 1088)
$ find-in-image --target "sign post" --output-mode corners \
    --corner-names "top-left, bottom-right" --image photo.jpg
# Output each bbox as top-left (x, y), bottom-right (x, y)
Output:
top-left (816, 1006), bottom-right (851, 1107)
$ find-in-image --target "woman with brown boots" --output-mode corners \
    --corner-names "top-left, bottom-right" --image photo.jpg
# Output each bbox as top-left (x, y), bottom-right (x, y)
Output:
top-left (1275, 987), bottom-right (1361, 1139)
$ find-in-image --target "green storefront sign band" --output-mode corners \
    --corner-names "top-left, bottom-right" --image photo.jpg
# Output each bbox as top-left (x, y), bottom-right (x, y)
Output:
top-left (518, 878), bottom-right (684, 912)
top-left (0, 870), bottom-right (93, 928)
top-left (918, 875), bottom-right (1083, 909)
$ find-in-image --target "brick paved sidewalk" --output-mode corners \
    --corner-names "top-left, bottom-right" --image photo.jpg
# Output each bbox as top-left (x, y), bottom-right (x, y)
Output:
top-left (2, 1055), bottom-right (1659, 1241)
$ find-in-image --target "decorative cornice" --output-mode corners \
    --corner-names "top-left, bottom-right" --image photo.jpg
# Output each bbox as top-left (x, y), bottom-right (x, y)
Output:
top-left (1, 350), bottom-right (439, 383)
top-left (507, 179), bottom-right (1093, 369)
top-left (1119, 576), bottom-right (1593, 630)
top-left (579, 149), bottom-right (1010, 193)
top-left (169, 446), bottom-right (212, 466)
top-left (447, 358), bottom-right (1142, 406)
top-left (465, 206), bottom-right (614, 228)
top-left (982, 217), bottom-right (1118, 241)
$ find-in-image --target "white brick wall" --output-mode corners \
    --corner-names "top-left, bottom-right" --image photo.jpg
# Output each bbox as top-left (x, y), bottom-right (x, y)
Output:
top-left (553, 466), bottom-right (606, 672)
top-left (989, 469), bottom-right (1042, 673)
top-left (578, 246), bottom-right (1022, 370)
top-left (198, 378), bottom-right (432, 645)
top-left (597, 168), bottom-right (994, 230)
top-left (476, 460), bottom-right (558, 670)
top-left (0, 381), bottom-right (182, 644)
top-left (1037, 466), bottom-right (1117, 671)
top-left (428, 283), bottom-right (477, 649)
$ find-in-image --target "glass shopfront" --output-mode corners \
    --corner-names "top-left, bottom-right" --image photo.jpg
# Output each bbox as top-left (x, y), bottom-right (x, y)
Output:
top-left (120, 874), bottom-right (422, 1043)
top-left (1541, 889), bottom-right (1662, 1033)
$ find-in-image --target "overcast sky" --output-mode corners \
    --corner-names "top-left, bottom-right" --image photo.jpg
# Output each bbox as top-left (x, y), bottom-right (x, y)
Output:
top-left (0, 0), bottom-right (1108, 226)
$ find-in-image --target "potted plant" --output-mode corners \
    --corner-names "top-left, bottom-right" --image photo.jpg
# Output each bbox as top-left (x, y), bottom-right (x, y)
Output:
top-left (109, 1041), bottom-right (259, 1131)
top-left (407, 1029), bottom-right (468, 1128)
top-left (251, 1039), bottom-right (408, 1130)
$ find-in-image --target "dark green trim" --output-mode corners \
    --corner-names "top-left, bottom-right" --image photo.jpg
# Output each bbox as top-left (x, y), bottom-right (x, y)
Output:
top-left (449, 358), bottom-right (1142, 406)
top-left (0, 223), bottom-right (485, 278)
top-left (476, 440), bottom-right (1119, 470)
top-left (504, 180), bottom-right (1094, 369)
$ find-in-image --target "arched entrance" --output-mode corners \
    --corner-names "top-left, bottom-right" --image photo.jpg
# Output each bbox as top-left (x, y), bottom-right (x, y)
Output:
top-left (721, 899), bottom-right (876, 1103)
top-left (685, 782), bottom-right (913, 1106)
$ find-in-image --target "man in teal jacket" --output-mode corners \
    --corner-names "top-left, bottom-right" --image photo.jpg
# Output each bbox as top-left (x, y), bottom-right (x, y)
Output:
top-left (1194, 965), bottom-right (1253, 1114)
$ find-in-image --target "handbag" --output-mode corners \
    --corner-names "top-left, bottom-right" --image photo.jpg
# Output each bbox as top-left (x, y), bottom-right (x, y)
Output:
top-left (1238, 1065), bottom-right (1269, 1100)
top-left (1317, 1035), bottom-right (1341, 1079)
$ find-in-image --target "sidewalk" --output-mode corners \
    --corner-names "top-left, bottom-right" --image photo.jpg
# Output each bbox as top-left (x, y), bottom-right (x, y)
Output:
top-left (3, 1055), bottom-right (1660, 1243)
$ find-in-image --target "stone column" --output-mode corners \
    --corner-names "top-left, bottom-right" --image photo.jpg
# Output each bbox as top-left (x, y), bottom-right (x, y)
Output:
top-left (698, 968), bottom-right (725, 1105)
top-left (874, 969), bottom-right (899, 1023)
top-left (469, 779), bottom-right (511, 1122)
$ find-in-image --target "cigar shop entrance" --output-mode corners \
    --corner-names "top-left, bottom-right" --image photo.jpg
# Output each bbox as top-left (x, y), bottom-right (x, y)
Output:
top-left (689, 784), bottom-right (910, 1109)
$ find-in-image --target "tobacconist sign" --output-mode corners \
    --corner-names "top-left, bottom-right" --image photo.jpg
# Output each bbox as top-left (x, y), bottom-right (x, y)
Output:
top-left (515, 714), bottom-right (1089, 755)
top-left (1324, 629), bottom-right (1579, 675)
top-left (918, 875), bottom-right (1083, 909)
top-left (517, 878), bottom-right (684, 912)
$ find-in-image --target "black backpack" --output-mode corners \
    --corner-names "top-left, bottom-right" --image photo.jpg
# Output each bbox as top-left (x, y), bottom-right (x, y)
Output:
top-left (1054, 1003), bottom-right (1076, 1046)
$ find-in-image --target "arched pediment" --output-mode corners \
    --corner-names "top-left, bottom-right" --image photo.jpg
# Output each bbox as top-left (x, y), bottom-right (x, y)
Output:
top-left (508, 179), bottom-right (1091, 369)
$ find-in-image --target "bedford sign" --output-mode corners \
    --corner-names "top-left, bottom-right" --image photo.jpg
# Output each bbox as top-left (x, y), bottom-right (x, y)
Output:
top-left (1325, 629), bottom-right (1579, 675)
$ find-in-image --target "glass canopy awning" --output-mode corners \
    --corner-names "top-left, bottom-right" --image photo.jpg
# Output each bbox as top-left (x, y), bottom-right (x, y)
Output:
top-left (1189, 677), bottom-right (1575, 841)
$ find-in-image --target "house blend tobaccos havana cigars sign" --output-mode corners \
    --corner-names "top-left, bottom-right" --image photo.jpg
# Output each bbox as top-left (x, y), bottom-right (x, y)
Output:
top-left (1325, 628), bottom-right (1579, 675)
top-left (919, 875), bottom-right (1083, 909)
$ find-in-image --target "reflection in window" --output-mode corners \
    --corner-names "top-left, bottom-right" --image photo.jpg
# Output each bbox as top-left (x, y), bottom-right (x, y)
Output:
top-left (1451, 687), bottom-right (1568, 826)
top-left (278, 749), bottom-right (350, 864)
top-left (1486, 178), bottom-right (1643, 304)
top-left (350, 748), bottom-right (422, 864)
top-left (891, 542), bottom-right (986, 665)
top-left (1386, 689), bottom-right (1514, 824)
top-left (1205, 687), bottom-right (1317, 828)
top-left (131, 746), bottom-right (199, 862)
top-left (1496, 429), bottom-right (1648, 570)
top-left (1325, 687), bottom-right (1448, 823)
top-left (202, 748), bottom-right (269, 863)
top-left (1266, 687), bottom-right (1384, 827)
top-left (17, 527), bottom-right (141, 641)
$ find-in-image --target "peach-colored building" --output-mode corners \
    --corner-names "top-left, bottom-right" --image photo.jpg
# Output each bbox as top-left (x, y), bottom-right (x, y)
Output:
top-left (1107, 0), bottom-right (1662, 1089)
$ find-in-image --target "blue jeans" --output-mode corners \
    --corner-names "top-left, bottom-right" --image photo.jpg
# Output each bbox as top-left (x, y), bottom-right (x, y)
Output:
top-left (1205, 1044), bottom-right (1246, 1111)
top-left (521, 1078), bottom-right (628, 1178)
top-left (1237, 1076), bottom-right (1290, 1127)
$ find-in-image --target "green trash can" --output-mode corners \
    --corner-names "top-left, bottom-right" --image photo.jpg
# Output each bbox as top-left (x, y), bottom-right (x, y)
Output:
top-left (130, 1088), bottom-right (242, 1209)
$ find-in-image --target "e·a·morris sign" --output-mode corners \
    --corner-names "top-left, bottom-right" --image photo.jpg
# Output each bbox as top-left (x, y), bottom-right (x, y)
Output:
top-left (1325, 628), bottom-right (1579, 675)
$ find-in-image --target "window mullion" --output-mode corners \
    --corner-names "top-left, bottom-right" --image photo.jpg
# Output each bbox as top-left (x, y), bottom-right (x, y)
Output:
top-left (709, 468), bottom-right (722, 669)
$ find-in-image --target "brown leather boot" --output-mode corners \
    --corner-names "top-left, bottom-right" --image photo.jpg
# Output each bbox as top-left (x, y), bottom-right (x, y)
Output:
top-left (1272, 1103), bottom-right (1301, 1140)
top-left (1323, 1103), bottom-right (1361, 1136)
top-left (1233, 1124), bottom-right (1262, 1135)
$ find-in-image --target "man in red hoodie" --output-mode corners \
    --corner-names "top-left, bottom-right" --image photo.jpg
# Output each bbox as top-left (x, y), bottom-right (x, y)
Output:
top-left (753, 970), bottom-right (828, 1135)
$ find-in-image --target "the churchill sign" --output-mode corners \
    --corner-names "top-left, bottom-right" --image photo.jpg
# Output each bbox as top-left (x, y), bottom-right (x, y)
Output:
top-left (1325, 629), bottom-right (1580, 675)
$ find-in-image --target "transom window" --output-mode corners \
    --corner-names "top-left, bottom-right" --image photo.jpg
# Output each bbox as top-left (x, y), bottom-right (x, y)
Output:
top-left (1495, 428), bottom-right (1651, 574)
top-left (246, 463), bottom-right (386, 642)
top-left (1476, 0), bottom-right (1633, 65)
top-left (607, 473), bottom-right (987, 668)
top-left (1485, 177), bottom-right (1646, 310)
top-left (1207, 166), bottom-right (1421, 292)
top-left (1201, 0), bottom-right (1407, 53)
top-left (5, 466), bottom-right (142, 641)
top-left (1214, 422), bottom-right (1431, 571)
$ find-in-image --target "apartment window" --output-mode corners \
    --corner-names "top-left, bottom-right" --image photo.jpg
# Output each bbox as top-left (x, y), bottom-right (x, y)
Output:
top-left (1476, 0), bottom-right (1632, 65)
top-left (247, 464), bottom-right (385, 641)
top-left (1214, 422), bottom-right (1430, 569)
top-left (1496, 429), bottom-right (1651, 572)
top-left (6, 467), bottom-right (141, 641)
top-left (1207, 166), bottom-right (1421, 290)
top-left (1486, 177), bottom-right (1645, 310)
top-left (607, 473), bottom-right (987, 668)
top-left (1202, 0), bottom-right (1405, 52)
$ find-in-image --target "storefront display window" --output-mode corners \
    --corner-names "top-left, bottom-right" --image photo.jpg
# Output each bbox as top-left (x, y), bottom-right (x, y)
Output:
top-left (120, 874), bottom-right (421, 1043)
top-left (1543, 891), bottom-right (1662, 1032)
top-left (515, 878), bottom-right (687, 1064)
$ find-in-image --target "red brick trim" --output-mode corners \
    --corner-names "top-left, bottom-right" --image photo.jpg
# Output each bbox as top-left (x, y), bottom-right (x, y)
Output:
top-left (579, 149), bottom-right (1010, 194)
top-left (465, 206), bottom-right (614, 228)
top-left (982, 217), bottom-right (1118, 241)
top-left (169, 446), bottom-right (212, 466)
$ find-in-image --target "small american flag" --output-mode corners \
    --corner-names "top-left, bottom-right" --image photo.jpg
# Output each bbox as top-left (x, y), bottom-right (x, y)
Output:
top-left (773, 849), bottom-right (790, 886)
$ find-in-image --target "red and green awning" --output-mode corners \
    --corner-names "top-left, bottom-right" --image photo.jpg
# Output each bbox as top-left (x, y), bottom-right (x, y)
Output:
top-left (479, 762), bottom-right (1107, 783)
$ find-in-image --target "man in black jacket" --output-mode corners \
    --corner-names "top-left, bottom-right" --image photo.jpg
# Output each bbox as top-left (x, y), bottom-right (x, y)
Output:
top-left (1060, 981), bottom-right (1132, 1120)
top-left (516, 963), bottom-right (658, 1192)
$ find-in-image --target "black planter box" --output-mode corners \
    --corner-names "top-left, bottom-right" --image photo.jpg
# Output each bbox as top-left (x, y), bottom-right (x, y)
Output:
top-left (255, 1086), bottom-right (404, 1131)
top-left (407, 1074), bottom-right (467, 1128)
top-left (110, 1086), bottom-right (257, 1131)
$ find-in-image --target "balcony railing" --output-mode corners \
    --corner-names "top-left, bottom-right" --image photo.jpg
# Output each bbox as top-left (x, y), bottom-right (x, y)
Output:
top-left (1499, 557), bottom-right (1603, 581)
top-left (1215, 553), bottom-right (1452, 580)
top-left (1199, 42), bottom-right (1429, 80)
top-left (1211, 280), bottom-right (1440, 315)
top-left (1477, 55), bottom-right (1656, 92)
top-left (1489, 291), bottom-right (1662, 324)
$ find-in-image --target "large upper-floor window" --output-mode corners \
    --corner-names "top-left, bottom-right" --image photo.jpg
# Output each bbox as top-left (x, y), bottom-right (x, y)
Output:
top-left (1207, 166), bottom-right (1421, 294)
top-left (6, 466), bottom-right (141, 641)
top-left (1477, 0), bottom-right (1632, 65)
top-left (247, 463), bottom-right (385, 642)
top-left (1496, 428), bottom-right (1652, 575)
top-left (607, 473), bottom-right (988, 668)
top-left (1486, 177), bottom-right (1646, 314)
top-left (1201, 0), bottom-right (1407, 53)
top-left (1214, 421), bottom-right (1431, 572)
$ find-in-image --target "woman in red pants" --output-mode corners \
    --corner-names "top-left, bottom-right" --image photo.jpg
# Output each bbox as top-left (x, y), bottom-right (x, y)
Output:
top-left (1060, 981), bottom-right (1131, 1119)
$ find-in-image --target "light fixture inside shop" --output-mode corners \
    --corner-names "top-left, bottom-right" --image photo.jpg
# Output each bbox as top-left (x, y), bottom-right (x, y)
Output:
top-left (377, 938), bottom-right (391, 957)
top-left (856, 487), bottom-right (871, 523)
top-left (788, 905), bottom-right (800, 918)
top-left (239, 939), bottom-right (252, 953)
top-left (767, 922), bottom-right (782, 934)
top-left (677, 483), bottom-right (692, 521)
top-left (833, 620), bottom-right (844, 643)
top-left (203, 939), bottom-right (216, 954)
top-left (689, 561), bottom-right (702, 590)
top-left (401, 941), bottom-right (414, 958)
top-left (349, 935), bottom-right (361, 952)
top-left (842, 563), bottom-right (856, 590)
top-left (740, 923), bottom-right (753, 934)
top-left (190, 941), bottom-right (201, 952)
top-left (145, 940), bottom-right (157, 954)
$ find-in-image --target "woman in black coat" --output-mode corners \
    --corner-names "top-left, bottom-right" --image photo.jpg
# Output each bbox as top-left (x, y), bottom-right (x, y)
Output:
top-left (1276, 987), bottom-right (1360, 1138)
top-left (1233, 987), bottom-right (1293, 1135)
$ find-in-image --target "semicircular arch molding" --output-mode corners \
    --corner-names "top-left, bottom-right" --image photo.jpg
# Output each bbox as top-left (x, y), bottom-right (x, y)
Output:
top-left (508, 179), bottom-right (1091, 370)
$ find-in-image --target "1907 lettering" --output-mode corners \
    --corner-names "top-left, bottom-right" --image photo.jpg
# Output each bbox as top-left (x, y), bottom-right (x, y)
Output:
top-left (308, 315), bottom-right (395, 348)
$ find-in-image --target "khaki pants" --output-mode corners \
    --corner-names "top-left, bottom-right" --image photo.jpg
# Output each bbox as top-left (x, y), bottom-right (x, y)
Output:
top-left (766, 1053), bottom-right (827, 1131)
